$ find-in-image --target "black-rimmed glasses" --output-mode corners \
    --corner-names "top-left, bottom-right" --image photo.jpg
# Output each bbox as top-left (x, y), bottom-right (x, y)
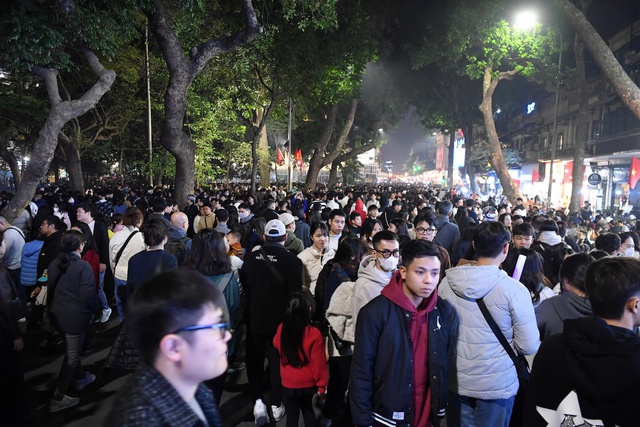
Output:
top-left (375, 249), bottom-right (400, 258)
top-left (415, 227), bottom-right (436, 235)
top-left (171, 322), bottom-right (231, 339)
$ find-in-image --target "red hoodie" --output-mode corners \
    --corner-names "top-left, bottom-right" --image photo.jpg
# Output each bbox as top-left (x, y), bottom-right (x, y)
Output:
top-left (381, 271), bottom-right (438, 427)
top-left (353, 198), bottom-right (367, 223)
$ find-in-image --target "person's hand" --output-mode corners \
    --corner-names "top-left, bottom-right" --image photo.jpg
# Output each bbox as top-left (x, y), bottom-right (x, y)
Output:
top-left (99, 263), bottom-right (107, 273)
top-left (13, 338), bottom-right (24, 351)
top-left (31, 287), bottom-right (41, 298)
top-left (317, 392), bottom-right (326, 408)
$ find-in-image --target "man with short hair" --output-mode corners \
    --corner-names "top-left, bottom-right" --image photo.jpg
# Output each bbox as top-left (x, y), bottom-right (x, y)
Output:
top-left (524, 257), bottom-right (640, 426)
top-left (327, 209), bottom-right (346, 254)
top-left (76, 202), bottom-right (109, 275)
top-left (512, 223), bottom-right (535, 250)
top-left (349, 211), bottom-right (363, 238)
top-left (433, 200), bottom-right (460, 254)
top-left (106, 269), bottom-right (229, 426)
top-left (595, 232), bottom-right (622, 256)
top-left (213, 209), bottom-right (230, 235)
top-left (350, 240), bottom-right (458, 427)
top-left (380, 199), bottom-right (402, 229)
top-left (439, 222), bottom-right (539, 427)
top-left (278, 213), bottom-right (304, 255)
top-left (351, 230), bottom-right (400, 328)
top-left (240, 219), bottom-right (303, 425)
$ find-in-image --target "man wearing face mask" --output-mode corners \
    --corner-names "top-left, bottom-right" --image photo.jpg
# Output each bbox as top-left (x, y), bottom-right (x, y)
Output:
top-left (236, 202), bottom-right (254, 250)
top-left (351, 230), bottom-right (400, 329)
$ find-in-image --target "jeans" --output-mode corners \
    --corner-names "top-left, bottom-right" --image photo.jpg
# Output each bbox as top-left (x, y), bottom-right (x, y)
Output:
top-left (114, 278), bottom-right (127, 323)
top-left (54, 333), bottom-right (86, 399)
top-left (97, 271), bottom-right (108, 309)
top-left (448, 393), bottom-right (515, 427)
top-left (246, 331), bottom-right (282, 405)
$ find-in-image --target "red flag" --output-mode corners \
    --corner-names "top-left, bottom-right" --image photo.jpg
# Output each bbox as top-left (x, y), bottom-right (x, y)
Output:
top-left (564, 161), bottom-right (573, 183)
top-left (532, 169), bottom-right (541, 184)
top-left (513, 179), bottom-right (521, 189)
top-left (295, 149), bottom-right (303, 167)
top-left (630, 156), bottom-right (640, 189)
top-left (277, 148), bottom-right (283, 166)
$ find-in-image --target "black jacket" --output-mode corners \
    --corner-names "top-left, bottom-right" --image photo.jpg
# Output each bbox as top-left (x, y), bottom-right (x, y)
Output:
top-left (524, 317), bottom-right (640, 427)
top-left (239, 242), bottom-right (303, 335)
top-left (350, 296), bottom-right (458, 427)
top-left (93, 220), bottom-right (110, 266)
top-left (37, 231), bottom-right (63, 278)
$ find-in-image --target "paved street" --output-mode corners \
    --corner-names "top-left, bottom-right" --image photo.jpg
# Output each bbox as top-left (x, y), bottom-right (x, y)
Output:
top-left (21, 317), bottom-right (310, 427)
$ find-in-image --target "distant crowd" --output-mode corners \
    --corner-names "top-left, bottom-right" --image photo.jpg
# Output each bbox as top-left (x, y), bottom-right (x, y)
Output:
top-left (1, 182), bottom-right (639, 427)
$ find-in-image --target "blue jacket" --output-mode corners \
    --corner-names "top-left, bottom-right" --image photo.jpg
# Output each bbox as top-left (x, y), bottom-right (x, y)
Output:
top-left (20, 239), bottom-right (44, 286)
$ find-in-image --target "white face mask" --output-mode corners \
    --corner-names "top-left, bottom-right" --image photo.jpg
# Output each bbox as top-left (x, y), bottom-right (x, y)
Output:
top-left (625, 247), bottom-right (635, 257)
top-left (378, 255), bottom-right (398, 272)
top-left (239, 212), bottom-right (249, 221)
top-left (53, 207), bottom-right (59, 213)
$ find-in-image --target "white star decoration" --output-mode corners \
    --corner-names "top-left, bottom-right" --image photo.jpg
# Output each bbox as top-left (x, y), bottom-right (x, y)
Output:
top-left (536, 390), bottom-right (606, 426)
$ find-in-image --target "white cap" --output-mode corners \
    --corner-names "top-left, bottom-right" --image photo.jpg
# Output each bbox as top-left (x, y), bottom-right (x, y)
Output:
top-left (265, 219), bottom-right (286, 237)
top-left (278, 213), bottom-right (297, 226)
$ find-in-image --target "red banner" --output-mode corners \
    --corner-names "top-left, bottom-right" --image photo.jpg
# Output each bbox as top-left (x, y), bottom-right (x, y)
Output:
top-left (277, 148), bottom-right (283, 166)
top-left (532, 169), bottom-right (541, 184)
top-left (630, 156), bottom-right (640, 189)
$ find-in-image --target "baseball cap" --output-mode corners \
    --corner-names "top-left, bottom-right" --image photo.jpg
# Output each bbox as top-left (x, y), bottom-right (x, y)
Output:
top-left (278, 213), bottom-right (297, 226)
top-left (265, 219), bottom-right (286, 237)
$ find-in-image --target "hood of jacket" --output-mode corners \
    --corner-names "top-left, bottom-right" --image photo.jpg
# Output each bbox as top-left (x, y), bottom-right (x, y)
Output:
top-left (564, 317), bottom-right (640, 401)
top-left (284, 230), bottom-right (297, 246)
top-left (443, 264), bottom-right (509, 299)
top-left (381, 270), bottom-right (438, 315)
top-left (355, 198), bottom-right (364, 211)
top-left (357, 255), bottom-right (393, 287)
top-left (168, 225), bottom-right (187, 240)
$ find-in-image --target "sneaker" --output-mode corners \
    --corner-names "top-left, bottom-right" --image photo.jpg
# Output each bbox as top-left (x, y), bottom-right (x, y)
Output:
top-left (253, 399), bottom-right (268, 426)
top-left (226, 361), bottom-right (246, 373)
top-left (271, 402), bottom-right (286, 422)
top-left (99, 307), bottom-right (112, 323)
top-left (75, 372), bottom-right (96, 391)
top-left (49, 395), bottom-right (79, 412)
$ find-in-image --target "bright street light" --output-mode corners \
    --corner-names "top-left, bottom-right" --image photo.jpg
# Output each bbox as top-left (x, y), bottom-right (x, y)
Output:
top-left (514, 10), bottom-right (538, 30)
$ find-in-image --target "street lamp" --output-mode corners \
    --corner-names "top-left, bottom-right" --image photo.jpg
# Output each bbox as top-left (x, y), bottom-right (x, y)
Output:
top-left (514, 10), bottom-right (563, 207)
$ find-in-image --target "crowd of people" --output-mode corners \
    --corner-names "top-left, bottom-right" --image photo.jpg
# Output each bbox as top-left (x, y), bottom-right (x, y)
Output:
top-left (1, 182), bottom-right (640, 426)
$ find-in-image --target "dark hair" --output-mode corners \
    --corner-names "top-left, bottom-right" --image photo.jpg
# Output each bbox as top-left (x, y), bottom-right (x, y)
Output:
top-left (362, 219), bottom-right (382, 240)
top-left (58, 230), bottom-right (85, 273)
top-left (123, 207), bottom-right (144, 227)
top-left (76, 202), bottom-right (96, 219)
top-left (237, 202), bottom-right (250, 211)
top-left (588, 249), bottom-right (610, 260)
top-left (329, 209), bottom-right (346, 221)
top-left (559, 252), bottom-right (594, 293)
top-left (310, 221), bottom-right (329, 240)
top-left (504, 248), bottom-right (546, 303)
top-left (595, 232), bottom-right (621, 255)
top-left (389, 219), bottom-right (409, 238)
top-left (127, 268), bottom-right (225, 365)
top-left (473, 222), bottom-right (511, 258)
top-left (45, 215), bottom-right (65, 232)
top-left (498, 213), bottom-right (511, 225)
top-left (372, 230), bottom-right (399, 249)
top-left (585, 257), bottom-right (640, 320)
top-left (71, 221), bottom-right (97, 254)
top-left (512, 223), bottom-right (534, 237)
top-left (349, 211), bottom-right (361, 222)
top-left (151, 197), bottom-right (166, 213)
top-left (333, 237), bottom-right (369, 268)
top-left (367, 204), bottom-right (378, 212)
top-left (414, 213), bottom-right (436, 228)
top-left (140, 218), bottom-right (169, 247)
top-left (186, 229), bottom-right (231, 276)
top-left (280, 291), bottom-right (313, 368)
top-left (539, 219), bottom-right (559, 234)
top-left (619, 231), bottom-right (638, 251)
top-left (401, 239), bottom-right (440, 268)
top-left (215, 209), bottom-right (229, 222)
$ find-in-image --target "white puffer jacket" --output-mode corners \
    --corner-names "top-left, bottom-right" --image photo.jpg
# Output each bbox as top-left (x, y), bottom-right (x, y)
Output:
top-left (439, 264), bottom-right (540, 400)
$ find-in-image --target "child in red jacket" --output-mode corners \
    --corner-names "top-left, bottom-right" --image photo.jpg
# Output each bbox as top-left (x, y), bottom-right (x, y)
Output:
top-left (273, 291), bottom-right (328, 427)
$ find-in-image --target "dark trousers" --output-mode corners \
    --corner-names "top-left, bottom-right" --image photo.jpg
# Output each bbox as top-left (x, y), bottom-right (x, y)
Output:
top-left (54, 332), bottom-right (86, 399)
top-left (0, 346), bottom-right (28, 427)
top-left (283, 386), bottom-right (317, 427)
top-left (246, 330), bottom-right (282, 405)
top-left (323, 355), bottom-right (352, 425)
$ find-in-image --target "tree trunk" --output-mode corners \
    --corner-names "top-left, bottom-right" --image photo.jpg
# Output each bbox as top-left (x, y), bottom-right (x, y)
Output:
top-left (59, 137), bottom-right (85, 194)
top-left (304, 104), bottom-right (339, 190)
top-left (1, 50), bottom-right (115, 223)
top-left (561, 0), bottom-right (640, 119)
top-left (255, 110), bottom-right (270, 189)
top-left (327, 159), bottom-right (339, 188)
top-left (463, 123), bottom-right (482, 195)
top-left (478, 66), bottom-right (523, 204)
top-left (321, 99), bottom-right (358, 169)
top-left (0, 141), bottom-right (21, 190)
top-left (250, 132), bottom-right (259, 195)
top-left (569, 0), bottom-right (592, 214)
top-left (147, 0), bottom-right (261, 207)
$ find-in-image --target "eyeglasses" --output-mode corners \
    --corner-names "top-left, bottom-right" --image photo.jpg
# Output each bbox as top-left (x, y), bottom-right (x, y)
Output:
top-left (415, 227), bottom-right (436, 235)
top-left (171, 322), bottom-right (231, 339)
top-left (375, 248), bottom-right (400, 258)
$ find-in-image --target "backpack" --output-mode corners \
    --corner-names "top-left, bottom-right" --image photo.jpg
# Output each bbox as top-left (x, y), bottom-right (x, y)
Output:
top-left (533, 241), bottom-right (570, 285)
top-left (164, 236), bottom-right (190, 266)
